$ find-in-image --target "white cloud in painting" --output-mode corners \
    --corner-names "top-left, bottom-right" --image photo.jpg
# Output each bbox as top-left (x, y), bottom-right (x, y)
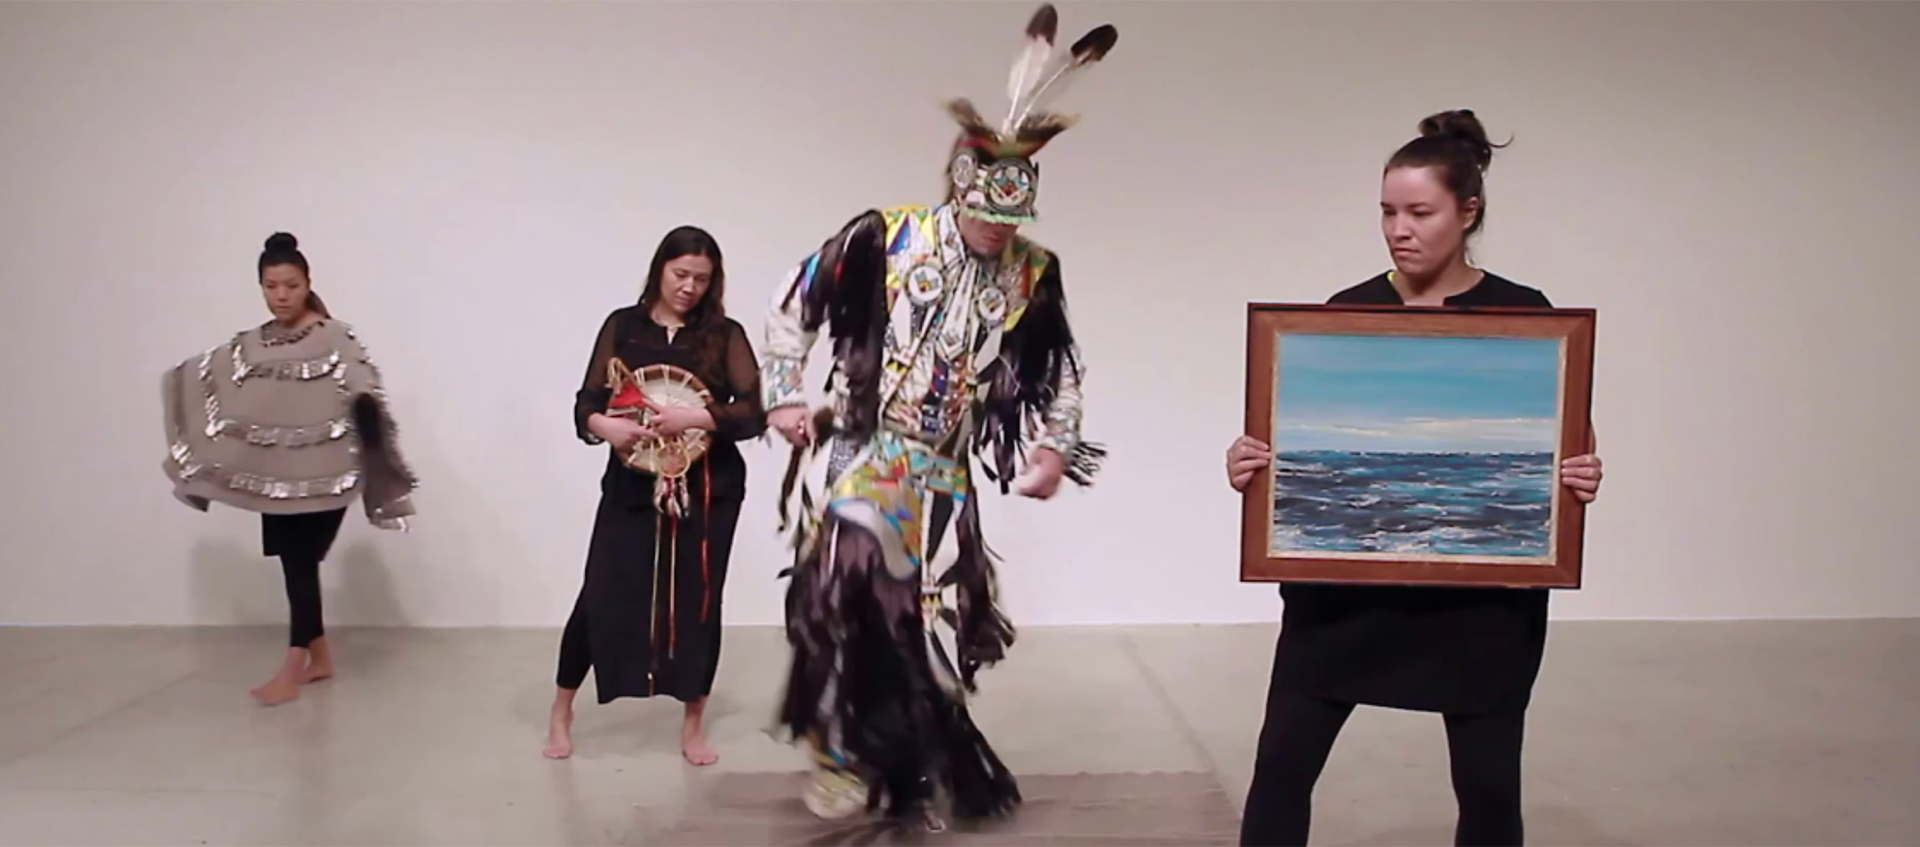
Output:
top-left (1277, 416), bottom-right (1557, 454)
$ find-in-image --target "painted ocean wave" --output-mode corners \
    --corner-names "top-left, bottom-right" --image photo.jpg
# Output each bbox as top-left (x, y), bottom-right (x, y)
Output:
top-left (1272, 450), bottom-right (1553, 556)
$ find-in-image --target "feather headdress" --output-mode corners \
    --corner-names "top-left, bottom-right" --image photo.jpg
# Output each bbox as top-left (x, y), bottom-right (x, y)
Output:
top-left (945, 4), bottom-right (1118, 160)
top-left (944, 4), bottom-right (1118, 223)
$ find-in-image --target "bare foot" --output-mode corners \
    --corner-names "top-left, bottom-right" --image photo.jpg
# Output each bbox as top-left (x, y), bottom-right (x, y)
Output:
top-left (249, 671), bottom-right (303, 706)
top-left (682, 720), bottom-right (718, 766)
top-left (250, 648), bottom-right (309, 706)
top-left (304, 638), bottom-right (334, 684)
top-left (543, 706), bottom-right (574, 759)
top-left (682, 697), bottom-right (718, 766)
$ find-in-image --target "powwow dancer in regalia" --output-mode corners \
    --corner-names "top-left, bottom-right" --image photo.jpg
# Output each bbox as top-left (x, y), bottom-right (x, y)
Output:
top-left (759, 3), bottom-right (1117, 828)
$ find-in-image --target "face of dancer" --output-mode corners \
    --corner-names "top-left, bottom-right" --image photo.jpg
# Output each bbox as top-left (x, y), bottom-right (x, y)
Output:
top-left (260, 263), bottom-right (313, 325)
top-left (654, 254), bottom-right (714, 321)
top-left (1380, 164), bottom-right (1480, 280)
top-left (957, 213), bottom-right (1018, 258)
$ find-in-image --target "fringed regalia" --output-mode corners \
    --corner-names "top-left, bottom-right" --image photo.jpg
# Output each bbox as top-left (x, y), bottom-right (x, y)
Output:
top-left (759, 3), bottom-right (1117, 827)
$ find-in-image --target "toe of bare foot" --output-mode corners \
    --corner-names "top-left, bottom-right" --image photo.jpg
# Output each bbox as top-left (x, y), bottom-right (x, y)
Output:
top-left (544, 715), bottom-right (574, 759)
top-left (249, 680), bottom-right (301, 706)
top-left (682, 739), bottom-right (719, 766)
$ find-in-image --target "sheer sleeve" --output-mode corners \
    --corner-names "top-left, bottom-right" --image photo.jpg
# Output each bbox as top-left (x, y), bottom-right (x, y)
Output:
top-left (708, 320), bottom-right (766, 442)
top-left (574, 311), bottom-right (619, 445)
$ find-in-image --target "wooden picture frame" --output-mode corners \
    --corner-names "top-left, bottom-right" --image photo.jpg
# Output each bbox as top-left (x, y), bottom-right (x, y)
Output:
top-left (1240, 303), bottom-right (1596, 589)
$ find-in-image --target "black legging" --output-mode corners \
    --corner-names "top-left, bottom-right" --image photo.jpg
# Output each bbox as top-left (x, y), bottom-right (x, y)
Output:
top-left (1240, 691), bottom-right (1526, 847)
top-left (262, 509), bottom-right (343, 650)
top-left (556, 604), bottom-right (590, 690)
top-left (279, 552), bottom-right (324, 648)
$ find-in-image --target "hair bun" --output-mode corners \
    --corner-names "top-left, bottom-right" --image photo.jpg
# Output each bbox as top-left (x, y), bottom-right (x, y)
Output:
top-left (1418, 109), bottom-right (1495, 170)
top-left (264, 232), bottom-right (299, 252)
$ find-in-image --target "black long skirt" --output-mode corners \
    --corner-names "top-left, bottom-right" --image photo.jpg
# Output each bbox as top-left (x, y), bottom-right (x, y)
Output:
top-left (568, 489), bottom-right (743, 705)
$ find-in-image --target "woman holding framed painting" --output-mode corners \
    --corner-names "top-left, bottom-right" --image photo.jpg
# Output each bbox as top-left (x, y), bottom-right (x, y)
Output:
top-left (1225, 110), bottom-right (1605, 847)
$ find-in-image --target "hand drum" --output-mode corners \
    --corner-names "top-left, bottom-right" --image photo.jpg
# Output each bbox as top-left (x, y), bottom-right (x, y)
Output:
top-left (606, 359), bottom-right (714, 481)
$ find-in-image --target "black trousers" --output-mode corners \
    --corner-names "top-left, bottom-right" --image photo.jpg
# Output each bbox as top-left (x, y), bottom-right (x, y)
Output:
top-left (261, 509), bottom-right (346, 649)
top-left (1240, 691), bottom-right (1526, 846)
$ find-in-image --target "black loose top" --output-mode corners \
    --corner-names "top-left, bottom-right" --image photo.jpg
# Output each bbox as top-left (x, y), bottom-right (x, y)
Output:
top-left (1269, 270), bottom-right (1558, 716)
top-left (573, 306), bottom-right (765, 505)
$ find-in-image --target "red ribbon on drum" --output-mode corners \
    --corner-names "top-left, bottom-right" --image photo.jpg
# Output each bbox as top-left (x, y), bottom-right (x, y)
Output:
top-left (606, 358), bottom-right (718, 662)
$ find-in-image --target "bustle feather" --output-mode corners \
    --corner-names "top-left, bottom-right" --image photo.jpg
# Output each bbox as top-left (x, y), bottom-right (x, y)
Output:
top-left (944, 98), bottom-right (997, 141)
top-left (1014, 112), bottom-right (1078, 149)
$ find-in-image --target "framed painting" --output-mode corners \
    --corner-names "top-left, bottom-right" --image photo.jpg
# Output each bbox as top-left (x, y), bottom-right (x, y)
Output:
top-left (1240, 303), bottom-right (1596, 589)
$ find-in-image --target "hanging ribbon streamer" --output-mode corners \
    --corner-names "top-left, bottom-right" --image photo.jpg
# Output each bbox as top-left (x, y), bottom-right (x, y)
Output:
top-left (645, 450), bottom-right (714, 673)
top-left (667, 507), bottom-right (678, 659)
top-left (649, 509), bottom-right (662, 694)
top-left (701, 460), bottom-right (713, 624)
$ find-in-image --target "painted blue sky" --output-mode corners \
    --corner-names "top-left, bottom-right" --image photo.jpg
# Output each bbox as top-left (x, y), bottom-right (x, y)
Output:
top-left (1274, 333), bottom-right (1562, 454)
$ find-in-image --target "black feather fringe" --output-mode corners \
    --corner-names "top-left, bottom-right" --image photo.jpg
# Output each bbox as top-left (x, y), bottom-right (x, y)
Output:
top-left (971, 250), bottom-right (1109, 490)
top-left (776, 407), bottom-right (839, 535)
top-left (937, 495), bottom-right (1016, 690)
top-left (352, 394), bottom-right (386, 449)
top-left (349, 392), bottom-right (419, 515)
top-left (801, 210), bottom-right (889, 441)
top-left (938, 695), bottom-right (1021, 819)
top-left (776, 515), bottom-right (1022, 822)
top-left (1064, 440), bottom-right (1107, 486)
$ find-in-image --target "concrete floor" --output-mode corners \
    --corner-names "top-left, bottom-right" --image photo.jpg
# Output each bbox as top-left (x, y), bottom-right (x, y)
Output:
top-left (0, 620), bottom-right (1915, 846)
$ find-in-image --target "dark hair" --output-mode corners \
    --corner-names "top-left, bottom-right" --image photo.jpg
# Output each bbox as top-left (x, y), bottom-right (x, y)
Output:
top-left (638, 225), bottom-right (726, 325)
top-left (1385, 109), bottom-right (1506, 238)
top-left (257, 231), bottom-right (329, 318)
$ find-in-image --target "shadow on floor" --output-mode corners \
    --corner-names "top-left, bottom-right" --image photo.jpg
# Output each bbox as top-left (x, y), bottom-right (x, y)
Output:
top-left (653, 771), bottom-right (1242, 846)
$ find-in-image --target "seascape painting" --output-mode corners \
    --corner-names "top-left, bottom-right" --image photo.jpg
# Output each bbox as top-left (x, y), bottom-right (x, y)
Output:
top-left (1270, 332), bottom-right (1563, 560)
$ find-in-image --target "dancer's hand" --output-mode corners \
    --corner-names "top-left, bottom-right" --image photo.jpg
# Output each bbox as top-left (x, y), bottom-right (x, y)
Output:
top-left (1560, 453), bottom-right (1603, 503)
top-left (768, 405), bottom-right (813, 447)
top-left (1226, 435), bottom-right (1272, 492)
top-left (643, 399), bottom-right (713, 438)
top-left (588, 413), bottom-right (648, 450)
top-left (1018, 447), bottom-right (1066, 500)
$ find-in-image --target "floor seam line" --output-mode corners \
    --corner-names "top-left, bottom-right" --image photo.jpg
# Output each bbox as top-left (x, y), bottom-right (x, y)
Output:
top-left (0, 665), bottom-right (204, 769)
top-left (1118, 629), bottom-right (1234, 798)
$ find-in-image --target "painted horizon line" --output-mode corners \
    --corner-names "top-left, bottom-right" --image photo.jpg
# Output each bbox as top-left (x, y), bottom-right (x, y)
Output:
top-left (1278, 449), bottom-right (1557, 457)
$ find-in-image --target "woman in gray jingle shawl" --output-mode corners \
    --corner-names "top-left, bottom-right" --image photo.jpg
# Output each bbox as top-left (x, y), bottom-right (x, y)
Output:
top-left (161, 232), bottom-right (418, 706)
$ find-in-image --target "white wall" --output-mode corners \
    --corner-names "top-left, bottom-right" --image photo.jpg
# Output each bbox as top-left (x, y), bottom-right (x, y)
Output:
top-left (2, 1), bottom-right (1916, 628)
